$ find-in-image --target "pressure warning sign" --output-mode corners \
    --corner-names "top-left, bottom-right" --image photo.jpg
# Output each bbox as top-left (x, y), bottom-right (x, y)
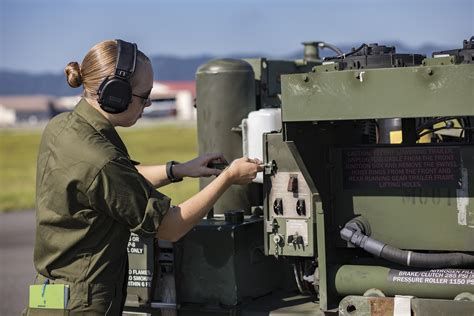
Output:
top-left (388, 269), bottom-right (474, 285)
top-left (128, 269), bottom-right (153, 288)
top-left (342, 147), bottom-right (461, 189)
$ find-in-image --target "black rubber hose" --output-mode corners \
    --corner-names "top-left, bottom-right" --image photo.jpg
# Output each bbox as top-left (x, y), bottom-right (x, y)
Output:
top-left (319, 42), bottom-right (343, 55)
top-left (380, 244), bottom-right (474, 269)
top-left (340, 225), bottom-right (474, 268)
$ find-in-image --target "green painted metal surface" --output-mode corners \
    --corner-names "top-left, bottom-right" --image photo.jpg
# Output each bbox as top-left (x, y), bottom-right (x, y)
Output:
top-left (245, 58), bottom-right (319, 108)
top-left (281, 63), bottom-right (474, 121)
top-left (332, 145), bottom-right (474, 251)
top-left (313, 62), bottom-right (342, 73)
top-left (196, 59), bottom-right (258, 214)
top-left (332, 265), bottom-right (474, 299)
top-left (174, 216), bottom-right (288, 307)
top-left (422, 55), bottom-right (457, 66)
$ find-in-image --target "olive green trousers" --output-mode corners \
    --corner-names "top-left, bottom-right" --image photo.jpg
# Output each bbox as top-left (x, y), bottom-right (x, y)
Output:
top-left (23, 274), bottom-right (127, 315)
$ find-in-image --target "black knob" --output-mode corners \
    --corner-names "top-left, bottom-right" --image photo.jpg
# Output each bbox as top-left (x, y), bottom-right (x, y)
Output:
top-left (296, 236), bottom-right (304, 245)
top-left (224, 210), bottom-right (244, 224)
top-left (273, 198), bottom-right (283, 215)
top-left (296, 199), bottom-right (306, 216)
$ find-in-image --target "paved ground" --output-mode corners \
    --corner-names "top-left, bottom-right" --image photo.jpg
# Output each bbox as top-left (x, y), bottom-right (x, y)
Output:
top-left (0, 209), bottom-right (36, 316)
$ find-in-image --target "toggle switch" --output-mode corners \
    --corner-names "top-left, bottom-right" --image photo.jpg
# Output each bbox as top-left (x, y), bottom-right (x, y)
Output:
top-left (287, 175), bottom-right (298, 193)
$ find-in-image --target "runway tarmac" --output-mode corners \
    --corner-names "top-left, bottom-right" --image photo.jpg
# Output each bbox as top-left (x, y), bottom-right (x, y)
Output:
top-left (0, 209), bottom-right (36, 316)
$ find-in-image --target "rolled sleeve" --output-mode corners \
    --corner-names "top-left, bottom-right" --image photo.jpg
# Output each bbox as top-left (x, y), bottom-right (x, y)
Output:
top-left (87, 157), bottom-right (171, 237)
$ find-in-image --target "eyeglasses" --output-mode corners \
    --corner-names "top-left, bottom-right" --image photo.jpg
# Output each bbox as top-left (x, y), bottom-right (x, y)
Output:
top-left (132, 93), bottom-right (151, 104)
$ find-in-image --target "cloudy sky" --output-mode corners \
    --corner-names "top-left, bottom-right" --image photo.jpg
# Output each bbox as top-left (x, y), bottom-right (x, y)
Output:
top-left (1, 0), bottom-right (472, 73)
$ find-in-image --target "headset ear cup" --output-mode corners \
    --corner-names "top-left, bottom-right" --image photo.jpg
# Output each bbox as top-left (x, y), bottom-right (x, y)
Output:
top-left (97, 77), bottom-right (109, 105)
top-left (96, 40), bottom-right (137, 114)
top-left (98, 78), bottom-right (132, 114)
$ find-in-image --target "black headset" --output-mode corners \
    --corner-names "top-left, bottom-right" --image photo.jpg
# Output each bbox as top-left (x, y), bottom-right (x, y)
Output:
top-left (97, 39), bottom-right (137, 114)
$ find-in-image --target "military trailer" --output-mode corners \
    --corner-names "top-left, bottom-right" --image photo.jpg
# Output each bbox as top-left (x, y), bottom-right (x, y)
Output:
top-left (124, 37), bottom-right (474, 315)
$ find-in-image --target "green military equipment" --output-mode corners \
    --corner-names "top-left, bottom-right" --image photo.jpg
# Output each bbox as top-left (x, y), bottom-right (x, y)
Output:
top-left (174, 214), bottom-right (288, 307)
top-left (125, 38), bottom-right (474, 315)
top-left (196, 59), bottom-right (257, 214)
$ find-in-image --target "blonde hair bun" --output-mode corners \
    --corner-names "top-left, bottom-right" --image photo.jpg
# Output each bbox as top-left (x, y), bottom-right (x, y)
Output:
top-left (64, 61), bottom-right (83, 88)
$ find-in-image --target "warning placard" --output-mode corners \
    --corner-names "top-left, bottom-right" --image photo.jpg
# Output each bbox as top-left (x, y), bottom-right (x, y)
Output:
top-left (343, 147), bottom-right (461, 189)
top-left (388, 269), bottom-right (474, 285)
top-left (127, 233), bottom-right (145, 254)
top-left (128, 269), bottom-right (153, 288)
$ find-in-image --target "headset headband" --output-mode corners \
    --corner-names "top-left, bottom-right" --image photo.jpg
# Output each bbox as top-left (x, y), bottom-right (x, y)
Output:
top-left (115, 39), bottom-right (137, 80)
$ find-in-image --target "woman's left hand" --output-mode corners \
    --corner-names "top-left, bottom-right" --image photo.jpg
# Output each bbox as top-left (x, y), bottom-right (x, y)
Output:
top-left (177, 153), bottom-right (228, 178)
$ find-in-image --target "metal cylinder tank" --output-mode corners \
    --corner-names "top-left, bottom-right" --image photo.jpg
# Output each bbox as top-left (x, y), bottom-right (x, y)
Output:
top-left (196, 59), bottom-right (257, 214)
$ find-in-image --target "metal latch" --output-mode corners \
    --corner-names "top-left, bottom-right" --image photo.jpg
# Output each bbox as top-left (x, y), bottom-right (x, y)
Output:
top-left (262, 160), bottom-right (277, 175)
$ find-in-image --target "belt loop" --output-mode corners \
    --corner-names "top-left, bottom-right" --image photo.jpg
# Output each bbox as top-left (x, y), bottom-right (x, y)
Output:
top-left (81, 282), bottom-right (90, 307)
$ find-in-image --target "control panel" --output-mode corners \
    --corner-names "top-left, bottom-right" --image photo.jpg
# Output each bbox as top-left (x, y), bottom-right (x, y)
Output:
top-left (264, 133), bottom-right (317, 258)
top-left (269, 172), bottom-right (311, 219)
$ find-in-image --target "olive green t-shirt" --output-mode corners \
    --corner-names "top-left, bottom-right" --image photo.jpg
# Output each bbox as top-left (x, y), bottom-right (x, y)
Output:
top-left (34, 99), bottom-right (170, 285)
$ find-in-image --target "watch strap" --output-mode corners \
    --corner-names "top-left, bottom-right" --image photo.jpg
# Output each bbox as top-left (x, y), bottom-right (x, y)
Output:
top-left (166, 161), bottom-right (183, 183)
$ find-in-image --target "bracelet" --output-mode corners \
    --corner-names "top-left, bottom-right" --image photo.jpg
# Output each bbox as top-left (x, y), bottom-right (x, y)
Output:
top-left (166, 161), bottom-right (183, 183)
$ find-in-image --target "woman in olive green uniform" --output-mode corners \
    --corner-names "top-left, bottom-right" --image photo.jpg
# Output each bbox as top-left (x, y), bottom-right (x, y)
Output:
top-left (28, 39), bottom-right (262, 315)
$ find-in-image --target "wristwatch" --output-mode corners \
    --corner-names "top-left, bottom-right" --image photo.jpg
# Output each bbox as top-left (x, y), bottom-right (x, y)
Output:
top-left (166, 161), bottom-right (183, 183)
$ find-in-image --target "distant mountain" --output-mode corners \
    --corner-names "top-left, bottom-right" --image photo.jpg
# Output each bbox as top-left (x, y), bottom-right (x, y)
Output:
top-left (0, 71), bottom-right (73, 96)
top-left (0, 42), bottom-right (454, 96)
top-left (150, 55), bottom-right (213, 81)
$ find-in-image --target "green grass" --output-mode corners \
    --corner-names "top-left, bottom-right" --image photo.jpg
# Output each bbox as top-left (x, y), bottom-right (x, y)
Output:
top-left (0, 130), bottom-right (41, 211)
top-left (0, 123), bottom-right (199, 212)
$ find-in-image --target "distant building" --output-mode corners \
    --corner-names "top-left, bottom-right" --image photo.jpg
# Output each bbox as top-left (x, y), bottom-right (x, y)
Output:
top-left (54, 95), bottom-right (82, 111)
top-left (0, 81), bottom-right (196, 127)
top-left (0, 105), bottom-right (16, 126)
top-left (0, 95), bottom-right (56, 126)
top-left (148, 81), bottom-right (196, 120)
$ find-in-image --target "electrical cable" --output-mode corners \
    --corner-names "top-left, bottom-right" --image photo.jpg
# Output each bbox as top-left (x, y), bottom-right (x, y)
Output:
top-left (415, 116), bottom-right (457, 134)
top-left (324, 43), bottom-right (368, 61)
top-left (415, 117), bottom-right (474, 142)
top-left (417, 126), bottom-right (474, 140)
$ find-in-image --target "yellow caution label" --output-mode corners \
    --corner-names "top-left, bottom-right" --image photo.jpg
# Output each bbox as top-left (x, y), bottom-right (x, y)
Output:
top-left (389, 130), bottom-right (402, 144)
top-left (29, 284), bottom-right (69, 309)
top-left (418, 129), bottom-right (431, 143)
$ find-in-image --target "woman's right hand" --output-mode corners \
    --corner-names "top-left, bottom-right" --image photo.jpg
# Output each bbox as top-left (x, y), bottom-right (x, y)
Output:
top-left (223, 157), bottom-right (264, 185)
